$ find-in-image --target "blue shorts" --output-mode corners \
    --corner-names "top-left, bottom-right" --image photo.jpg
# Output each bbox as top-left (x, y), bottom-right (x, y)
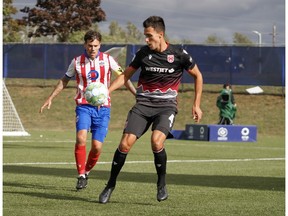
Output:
top-left (75, 105), bottom-right (111, 143)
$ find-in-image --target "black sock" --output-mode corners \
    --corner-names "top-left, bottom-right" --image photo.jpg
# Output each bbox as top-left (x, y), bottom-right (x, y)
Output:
top-left (107, 148), bottom-right (127, 187)
top-left (153, 148), bottom-right (167, 187)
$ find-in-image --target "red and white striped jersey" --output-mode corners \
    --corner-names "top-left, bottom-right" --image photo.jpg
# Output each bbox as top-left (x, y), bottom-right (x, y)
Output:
top-left (65, 51), bottom-right (123, 106)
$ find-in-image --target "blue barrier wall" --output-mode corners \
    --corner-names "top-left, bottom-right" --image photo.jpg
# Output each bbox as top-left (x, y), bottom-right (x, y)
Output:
top-left (3, 44), bottom-right (285, 86)
top-left (3, 44), bottom-right (126, 79)
top-left (126, 45), bottom-right (285, 86)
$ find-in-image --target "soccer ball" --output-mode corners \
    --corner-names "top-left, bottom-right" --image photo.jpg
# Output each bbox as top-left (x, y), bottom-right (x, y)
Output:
top-left (84, 82), bottom-right (108, 106)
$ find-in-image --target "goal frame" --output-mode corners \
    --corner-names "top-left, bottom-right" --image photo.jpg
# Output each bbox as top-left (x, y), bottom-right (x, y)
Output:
top-left (2, 81), bottom-right (30, 136)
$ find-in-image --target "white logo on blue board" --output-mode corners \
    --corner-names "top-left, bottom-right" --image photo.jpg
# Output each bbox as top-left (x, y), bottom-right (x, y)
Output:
top-left (241, 127), bottom-right (250, 141)
top-left (217, 127), bottom-right (228, 141)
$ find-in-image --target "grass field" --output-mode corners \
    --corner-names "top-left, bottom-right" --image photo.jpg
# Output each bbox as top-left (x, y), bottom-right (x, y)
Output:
top-left (3, 79), bottom-right (285, 215)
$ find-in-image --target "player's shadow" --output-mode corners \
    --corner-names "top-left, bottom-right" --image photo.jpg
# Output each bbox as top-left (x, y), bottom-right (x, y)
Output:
top-left (3, 165), bottom-right (284, 192)
top-left (3, 190), bottom-right (93, 202)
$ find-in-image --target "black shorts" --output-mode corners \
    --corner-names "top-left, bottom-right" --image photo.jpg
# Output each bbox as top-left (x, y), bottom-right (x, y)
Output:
top-left (123, 104), bottom-right (177, 138)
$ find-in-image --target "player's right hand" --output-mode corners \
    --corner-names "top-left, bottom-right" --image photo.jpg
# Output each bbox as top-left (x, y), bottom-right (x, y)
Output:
top-left (39, 100), bottom-right (52, 113)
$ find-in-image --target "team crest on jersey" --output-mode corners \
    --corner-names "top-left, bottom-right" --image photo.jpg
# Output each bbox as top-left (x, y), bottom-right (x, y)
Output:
top-left (167, 55), bottom-right (174, 63)
top-left (88, 70), bottom-right (99, 81)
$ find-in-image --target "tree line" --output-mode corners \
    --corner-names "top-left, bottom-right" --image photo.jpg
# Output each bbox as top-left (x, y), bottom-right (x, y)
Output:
top-left (4, 0), bottom-right (254, 45)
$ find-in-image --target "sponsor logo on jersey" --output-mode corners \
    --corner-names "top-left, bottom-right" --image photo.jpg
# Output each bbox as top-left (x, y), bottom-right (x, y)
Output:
top-left (99, 60), bottom-right (105, 67)
top-left (167, 55), bottom-right (174, 63)
top-left (88, 70), bottom-right (99, 81)
top-left (145, 67), bottom-right (175, 73)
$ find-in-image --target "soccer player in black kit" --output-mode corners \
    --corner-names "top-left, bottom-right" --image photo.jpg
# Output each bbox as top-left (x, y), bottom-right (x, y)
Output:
top-left (99, 16), bottom-right (203, 203)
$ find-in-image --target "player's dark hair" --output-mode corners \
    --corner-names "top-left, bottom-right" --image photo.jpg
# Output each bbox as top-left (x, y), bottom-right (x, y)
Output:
top-left (143, 16), bottom-right (165, 33)
top-left (84, 30), bottom-right (102, 43)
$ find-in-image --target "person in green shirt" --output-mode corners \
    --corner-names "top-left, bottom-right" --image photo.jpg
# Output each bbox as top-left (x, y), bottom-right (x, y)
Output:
top-left (216, 84), bottom-right (237, 125)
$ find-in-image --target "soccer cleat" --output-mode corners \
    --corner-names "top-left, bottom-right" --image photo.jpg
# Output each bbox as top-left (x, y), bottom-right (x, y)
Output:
top-left (76, 176), bottom-right (88, 190)
top-left (157, 185), bottom-right (168, 202)
top-left (99, 185), bottom-right (115, 204)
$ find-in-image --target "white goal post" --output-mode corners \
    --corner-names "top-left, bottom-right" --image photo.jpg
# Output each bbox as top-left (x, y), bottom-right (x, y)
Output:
top-left (2, 81), bottom-right (30, 136)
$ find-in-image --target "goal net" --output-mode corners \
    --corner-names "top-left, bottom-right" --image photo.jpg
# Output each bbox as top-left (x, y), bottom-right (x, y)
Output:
top-left (2, 82), bottom-right (30, 136)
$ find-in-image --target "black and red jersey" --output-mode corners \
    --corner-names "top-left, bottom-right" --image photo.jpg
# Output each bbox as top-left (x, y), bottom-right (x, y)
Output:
top-left (129, 43), bottom-right (196, 107)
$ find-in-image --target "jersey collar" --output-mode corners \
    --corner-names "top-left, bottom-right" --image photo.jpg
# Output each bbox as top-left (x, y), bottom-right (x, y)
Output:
top-left (84, 50), bottom-right (100, 61)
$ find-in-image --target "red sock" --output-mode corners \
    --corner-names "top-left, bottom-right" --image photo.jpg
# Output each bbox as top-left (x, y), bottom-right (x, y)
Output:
top-left (74, 145), bottom-right (86, 175)
top-left (85, 150), bottom-right (101, 173)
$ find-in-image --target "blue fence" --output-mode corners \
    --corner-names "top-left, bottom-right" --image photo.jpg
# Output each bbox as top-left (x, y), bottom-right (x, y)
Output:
top-left (3, 44), bottom-right (285, 86)
top-left (3, 44), bottom-right (125, 79)
top-left (126, 45), bottom-right (285, 86)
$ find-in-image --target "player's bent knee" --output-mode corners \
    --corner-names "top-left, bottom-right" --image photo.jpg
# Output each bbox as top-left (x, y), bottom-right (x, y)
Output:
top-left (118, 134), bottom-right (137, 153)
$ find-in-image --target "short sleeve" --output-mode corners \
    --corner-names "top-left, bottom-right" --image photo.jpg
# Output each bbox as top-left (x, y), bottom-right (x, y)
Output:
top-left (108, 55), bottom-right (124, 76)
top-left (129, 48), bottom-right (143, 69)
top-left (65, 59), bottom-right (76, 78)
top-left (181, 49), bottom-right (196, 71)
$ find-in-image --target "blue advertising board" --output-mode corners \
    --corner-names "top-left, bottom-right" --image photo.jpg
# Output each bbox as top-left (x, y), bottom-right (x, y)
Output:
top-left (171, 124), bottom-right (257, 142)
top-left (208, 125), bottom-right (257, 142)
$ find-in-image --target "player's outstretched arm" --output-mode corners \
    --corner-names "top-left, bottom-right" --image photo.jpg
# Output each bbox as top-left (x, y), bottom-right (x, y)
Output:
top-left (187, 64), bottom-right (203, 122)
top-left (39, 76), bottom-right (70, 113)
top-left (110, 66), bottom-right (136, 94)
top-left (124, 79), bottom-right (136, 96)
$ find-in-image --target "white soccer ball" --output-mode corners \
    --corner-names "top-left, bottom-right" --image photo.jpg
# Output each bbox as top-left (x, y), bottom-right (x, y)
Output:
top-left (84, 82), bottom-right (108, 106)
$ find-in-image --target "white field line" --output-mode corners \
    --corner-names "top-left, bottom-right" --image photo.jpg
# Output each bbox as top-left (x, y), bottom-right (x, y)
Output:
top-left (3, 158), bottom-right (284, 166)
top-left (3, 140), bottom-right (284, 150)
top-left (168, 143), bottom-right (285, 150)
top-left (3, 140), bottom-right (112, 143)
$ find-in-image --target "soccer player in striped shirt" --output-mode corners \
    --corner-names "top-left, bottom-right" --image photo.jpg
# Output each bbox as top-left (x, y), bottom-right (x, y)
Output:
top-left (40, 30), bottom-right (136, 190)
